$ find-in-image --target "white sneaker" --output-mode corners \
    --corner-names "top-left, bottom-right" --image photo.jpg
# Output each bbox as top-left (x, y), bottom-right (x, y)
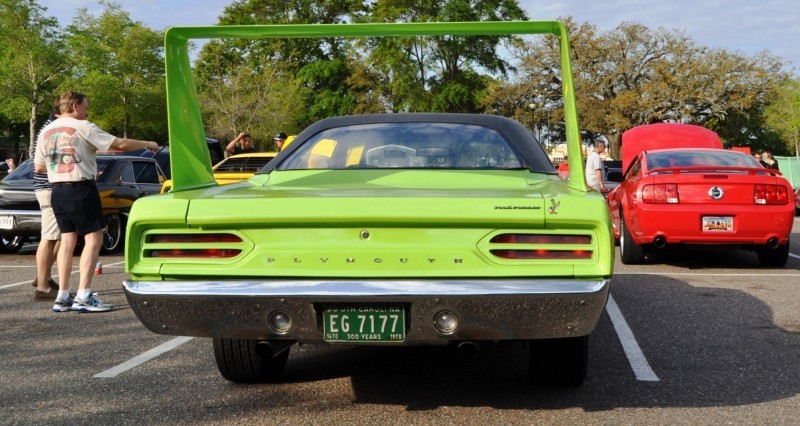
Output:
top-left (71, 294), bottom-right (113, 312)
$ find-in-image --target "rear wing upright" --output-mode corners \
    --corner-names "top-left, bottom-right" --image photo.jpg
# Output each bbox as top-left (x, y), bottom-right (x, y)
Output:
top-left (163, 21), bottom-right (586, 192)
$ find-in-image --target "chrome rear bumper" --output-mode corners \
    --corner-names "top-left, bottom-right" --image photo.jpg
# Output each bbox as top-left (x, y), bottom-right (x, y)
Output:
top-left (123, 278), bottom-right (610, 343)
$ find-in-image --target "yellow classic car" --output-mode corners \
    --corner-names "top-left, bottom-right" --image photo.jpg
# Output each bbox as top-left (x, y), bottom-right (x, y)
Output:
top-left (160, 152), bottom-right (277, 193)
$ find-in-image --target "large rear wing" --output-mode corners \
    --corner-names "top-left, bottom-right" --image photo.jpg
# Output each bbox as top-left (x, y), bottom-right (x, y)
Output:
top-left (164, 21), bottom-right (586, 192)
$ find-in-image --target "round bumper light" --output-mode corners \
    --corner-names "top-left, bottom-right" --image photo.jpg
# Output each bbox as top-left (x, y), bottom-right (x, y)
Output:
top-left (433, 310), bottom-right (459, 334)
top-left (268, 311), bottom-right (292, 334)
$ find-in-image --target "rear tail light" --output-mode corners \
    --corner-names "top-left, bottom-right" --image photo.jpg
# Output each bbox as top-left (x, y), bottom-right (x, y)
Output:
top-left (146, 233), bottom-right (243, 258)
top-left (754, 184), bottom-right (789, 205)
top-left (642, 184), bottom-right (679, 204)
top-left (489, 233), bottom-right (593, 260)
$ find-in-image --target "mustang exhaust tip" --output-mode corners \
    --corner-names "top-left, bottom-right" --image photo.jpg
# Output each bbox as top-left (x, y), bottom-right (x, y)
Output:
top-left (766, 237), bottom-right (779, 249)
top-left (653, 236), bottom-right (667, 249)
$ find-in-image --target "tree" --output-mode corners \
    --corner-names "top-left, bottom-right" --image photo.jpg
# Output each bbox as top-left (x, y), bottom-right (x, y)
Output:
top-left (358, 0), bottom-right (528, 113)
top-left (63, 1), bottom-right (166, 141)
top-left (197, 62), bottom-right (304, 151)
top-left (765, 78), bottom-right (800, 156)
top-left (0, 0), bottom-right (66, 158)
top-left (194, 0), bottom-right (365, 133)
top-left (485, 18), bottom-right (790, 158)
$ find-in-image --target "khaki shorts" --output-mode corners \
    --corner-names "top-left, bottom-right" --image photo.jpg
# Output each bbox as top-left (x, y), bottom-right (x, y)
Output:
top-left (36, 189), bottom-right (61, 241)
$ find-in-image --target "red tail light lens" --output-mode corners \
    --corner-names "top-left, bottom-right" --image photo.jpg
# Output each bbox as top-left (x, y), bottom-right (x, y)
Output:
top-left (491, 249), bottom-right (592, 260)
top-left (150, 234), bottom-right (242, 243)
top-left (642, 184), bottom-right (679, 204)
top-left (149, 249), bottom-right (241, 258)
top-left (489, 233), bottom-right (593, 260)
top-left (146, 233), bottom-right (243, 258)
top-left (754, 184), bottom-right (789, 205)
top-left (490, 234), bottom-right (592, 244)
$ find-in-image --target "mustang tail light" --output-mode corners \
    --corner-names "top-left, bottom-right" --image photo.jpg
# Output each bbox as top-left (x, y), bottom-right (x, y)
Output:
top-left (754, 184), bottom-right (789, 205)
top-left (146, 233), bottom-right (243, 258)
top-left (489, 233), bottom-right (593, 260)
top-left (642, 184), bottom-right (679, 204)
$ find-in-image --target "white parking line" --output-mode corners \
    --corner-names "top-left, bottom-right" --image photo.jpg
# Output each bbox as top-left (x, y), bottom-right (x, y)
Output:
top-left (94, 336), bottom-right (194, 378)
top-left (790, 253), bottom-right (800, 260)
top-left (0, 261), bottom-right (125, 290)
top-left (606, 294), bottom-right (660, 382)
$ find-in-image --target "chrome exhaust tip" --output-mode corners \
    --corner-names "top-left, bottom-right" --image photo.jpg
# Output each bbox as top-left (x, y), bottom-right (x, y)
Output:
top-left (653, 236), bottom-right (667, 249)
top-left (766, 237), bottom-right (779, 249)
top-left (255, 340), bottom-right (295, 359)
top-left (456, 341), bottom-right (479, 361)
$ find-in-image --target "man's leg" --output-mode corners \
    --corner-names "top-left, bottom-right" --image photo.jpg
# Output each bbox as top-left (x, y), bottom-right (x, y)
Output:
top-left (35, 240), bottom-right (56, 292)
top-left (57, 233), bottom-right (78, 292)
top-left (77, 229), bottom-right (103, 291)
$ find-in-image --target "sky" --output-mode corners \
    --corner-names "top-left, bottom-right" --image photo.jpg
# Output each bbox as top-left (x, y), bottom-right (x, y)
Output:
top-left (40, 0), bottom-right (800, 74)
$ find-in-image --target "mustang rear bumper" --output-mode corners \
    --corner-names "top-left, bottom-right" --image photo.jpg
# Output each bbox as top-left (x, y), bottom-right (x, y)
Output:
top-left (123, 278), bottom-right (610, 343)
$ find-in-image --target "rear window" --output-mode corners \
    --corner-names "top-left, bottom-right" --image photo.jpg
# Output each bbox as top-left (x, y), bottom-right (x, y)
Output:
top-left (647, 150), bottom-right (761, 170)
top-left (279, 122), bottom-right (523, 170)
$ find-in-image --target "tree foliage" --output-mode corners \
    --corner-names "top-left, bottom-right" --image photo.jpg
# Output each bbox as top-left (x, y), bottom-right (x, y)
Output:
top-left (0, 0), bottom-right (66, 157)
top-left (357, 0), bottom-right (528, 112)
top-left (765, 78), bottom-right (800, 156)
top-left (63, 1), bottom-right (166, 141)
top-left (485, 18), bottom-right (791, 157)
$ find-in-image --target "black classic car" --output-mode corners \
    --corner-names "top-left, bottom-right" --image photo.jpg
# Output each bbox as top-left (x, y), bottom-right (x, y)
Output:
top-left (0, 155), bottom-right (165, 253)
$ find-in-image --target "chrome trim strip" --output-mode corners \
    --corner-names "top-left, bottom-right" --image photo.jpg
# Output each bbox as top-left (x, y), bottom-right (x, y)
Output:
top-left (123, 278), bottom-right (608, 296)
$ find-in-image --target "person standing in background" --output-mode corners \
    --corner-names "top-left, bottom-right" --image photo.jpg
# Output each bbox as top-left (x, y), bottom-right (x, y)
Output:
top-left (585, 139), bottom-right (606, 192)
top-left (226, 133), bottom-right (257, 156)
top-left (762, 150), bottom-right (779, 170)
top-left (32, 102), bottom-right (61, 301)
top-left (273, 132), bottom-right (288, 151)
top-left (34, 91), bottom-right (159, 313)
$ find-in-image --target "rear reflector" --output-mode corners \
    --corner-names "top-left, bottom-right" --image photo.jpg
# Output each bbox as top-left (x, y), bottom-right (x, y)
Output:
top-left (754, 184), bottom-right (789, 205)
top-left (642, 184), bottom-right (679, 204)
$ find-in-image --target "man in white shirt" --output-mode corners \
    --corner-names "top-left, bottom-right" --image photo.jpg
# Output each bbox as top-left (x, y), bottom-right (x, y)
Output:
top-left (34, 91), bottom-right (159, 313)
top-left (585, 139), bottom-right (606, 192)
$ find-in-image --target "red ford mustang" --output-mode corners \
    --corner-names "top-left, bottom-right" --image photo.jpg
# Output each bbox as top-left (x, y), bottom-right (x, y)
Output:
top-left (607, 123), bottom-right (794, 266)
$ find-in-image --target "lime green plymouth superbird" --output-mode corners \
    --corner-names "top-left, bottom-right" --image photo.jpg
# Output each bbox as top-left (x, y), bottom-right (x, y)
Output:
top-left (123, 21), bottom-right (613, 386)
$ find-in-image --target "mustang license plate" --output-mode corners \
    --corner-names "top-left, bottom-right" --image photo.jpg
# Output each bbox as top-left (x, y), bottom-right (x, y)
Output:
top-left (323, 306), bottom-right (405, 343)
top-left (0, 215), bottom-right (13, 230)
top-left (702, 216), bottom-right (733, 232)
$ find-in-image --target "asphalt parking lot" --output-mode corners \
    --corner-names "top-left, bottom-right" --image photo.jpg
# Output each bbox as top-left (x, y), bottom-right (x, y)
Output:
top-left (2, 218), bottom-right (799, 424)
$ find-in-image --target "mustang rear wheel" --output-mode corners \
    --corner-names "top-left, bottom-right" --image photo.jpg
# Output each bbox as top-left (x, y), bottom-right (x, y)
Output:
top-left (213, 338), bottom-right (290, 383)
top-left (0, 235), bottom-right (26, 254)
top-left (619, 213), bottom-right (645, 264)
top-left (529, 335), bottom-right (589, 386)
top-left (756, 240), bottom-right (790, 267)
top-left (100, 213), bottom-right (123, 254)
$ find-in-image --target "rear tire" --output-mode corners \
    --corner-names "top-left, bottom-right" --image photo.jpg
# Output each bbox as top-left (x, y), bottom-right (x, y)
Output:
top-left (756, 240), bottom-right (789, 267)
top-left (529, 335), bottom-right (589, 386)
top-left (619, 213), bottom-right (645, 264)
top-left (213, 338), bottom-right (290, 383)
top-left (0, 235), bottom-right (26, 254)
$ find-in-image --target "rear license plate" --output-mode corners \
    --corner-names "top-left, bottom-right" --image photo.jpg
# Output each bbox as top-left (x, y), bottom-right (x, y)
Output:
top-left (323, 306), bottom-right (405, 343)
top-left (0, 215), bottom-right (13, 230)
top-left (702, 216), bottom-right (733, 232)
